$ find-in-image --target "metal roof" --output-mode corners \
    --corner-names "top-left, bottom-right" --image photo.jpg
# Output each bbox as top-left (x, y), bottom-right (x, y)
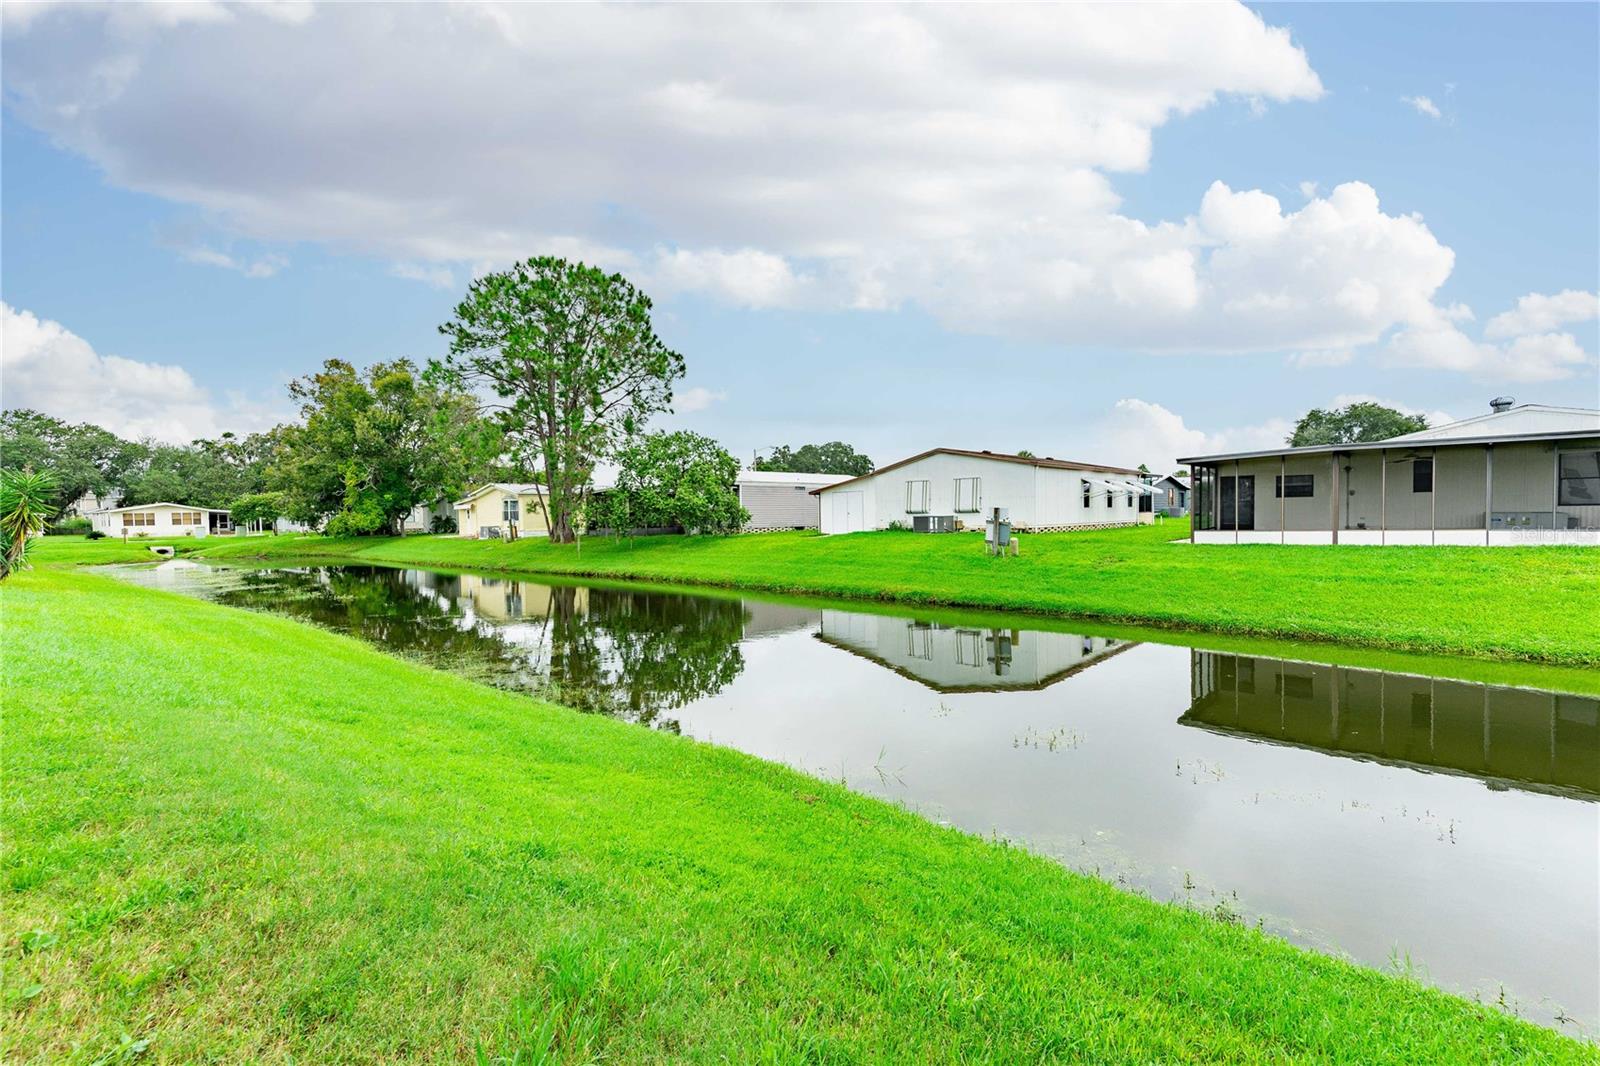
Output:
top-left (90, 502), bottom-right (230, 514)
top-left (811, 448), bottom-right (1144, 494)
top-left (736, 470), bottom-right (855, 486)
top-left (1179, 404), bottom-right (1600, 465)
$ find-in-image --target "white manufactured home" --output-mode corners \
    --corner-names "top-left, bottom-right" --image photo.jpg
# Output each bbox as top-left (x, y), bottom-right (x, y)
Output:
top-left (88, 503), bottom-right (233, 537)
top-left (812, 448), bottom-right (1148, 535)
top-left (736, 470), bottom-right (852, 531)
top-left (1180, 402), bottom-right (1600, 546)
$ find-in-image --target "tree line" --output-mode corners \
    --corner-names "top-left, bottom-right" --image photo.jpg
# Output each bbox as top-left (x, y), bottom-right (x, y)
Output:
top-left (2, 256), bottom-right (879, 540)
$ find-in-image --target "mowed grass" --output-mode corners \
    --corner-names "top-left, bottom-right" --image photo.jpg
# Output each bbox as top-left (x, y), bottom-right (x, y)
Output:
top-left (5, 569), bottom-right (1591, 1063)
top-left (187, 523), bottom-right (1600, 665)
top-left (29, 535), bottom-right (204, 566)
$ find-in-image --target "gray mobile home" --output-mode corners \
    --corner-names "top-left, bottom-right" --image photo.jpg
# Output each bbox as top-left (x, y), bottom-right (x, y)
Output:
top-left (1180, 401), bottom-right (1600, 546)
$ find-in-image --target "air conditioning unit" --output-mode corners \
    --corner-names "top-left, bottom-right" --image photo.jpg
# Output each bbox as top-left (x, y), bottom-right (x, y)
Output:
top-left (913, 514), bottom-right (956, 533)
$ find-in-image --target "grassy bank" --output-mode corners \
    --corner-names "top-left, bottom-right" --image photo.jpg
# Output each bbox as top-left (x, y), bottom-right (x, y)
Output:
top-left (5, 569), bottom-right (1588, 1063)
top-left (186, 523), bottom-right (1600, 665)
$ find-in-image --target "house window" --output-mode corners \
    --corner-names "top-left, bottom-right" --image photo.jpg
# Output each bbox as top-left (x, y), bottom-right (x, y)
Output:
top-left (1558, 451), bottom-right (1600, 506)
top-left (953, 477), bottom-right (980, 513)
top-left (122, 512), bottom-right (156, 528)
top-left (1082, 480), bottom-right (1092, 507)
top-left (1412, 458), bottom-right (1433, 493)
top-left (1126, 491), bottom-right (1134, 507)
top-left (1105, 488), bottom-right (1113, 508)
top-left (1274, 474), bottom-right (1315, 499)
top-left (905, 480), bottom-right (930, 514)
top-left (502, 498), bottom-right (521, 523)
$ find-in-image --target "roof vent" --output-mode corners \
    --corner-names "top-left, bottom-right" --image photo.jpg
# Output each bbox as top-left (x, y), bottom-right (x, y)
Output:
top-left (1489, 396), bottom-right (1515, 413)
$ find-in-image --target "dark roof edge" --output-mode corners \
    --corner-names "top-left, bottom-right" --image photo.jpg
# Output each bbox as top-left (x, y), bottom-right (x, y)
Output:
top-left (1179, 429), bottom-right (1600, 466)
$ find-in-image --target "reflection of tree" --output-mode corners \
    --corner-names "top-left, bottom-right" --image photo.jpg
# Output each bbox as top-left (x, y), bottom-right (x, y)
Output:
top-left (213, 567), bottom-right (746, 725)
top-left (540, 585), bottom-right (747, 724)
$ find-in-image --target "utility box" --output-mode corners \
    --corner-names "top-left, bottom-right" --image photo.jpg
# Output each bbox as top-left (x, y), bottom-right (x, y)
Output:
top-left (985, 507), bottom-right (1013, 555)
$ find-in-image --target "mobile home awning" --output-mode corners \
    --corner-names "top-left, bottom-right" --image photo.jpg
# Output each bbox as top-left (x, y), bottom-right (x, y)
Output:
top-left (1083, 477), bottom-right (1156, 494)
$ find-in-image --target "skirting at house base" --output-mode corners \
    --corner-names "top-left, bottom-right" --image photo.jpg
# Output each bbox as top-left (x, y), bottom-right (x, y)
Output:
top-left (1192, 529), bottom-right (1600, 547)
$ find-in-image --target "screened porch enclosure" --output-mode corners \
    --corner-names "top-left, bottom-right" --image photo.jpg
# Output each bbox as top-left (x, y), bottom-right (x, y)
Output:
top-left (1192, 441), bottom-right (1600, 545)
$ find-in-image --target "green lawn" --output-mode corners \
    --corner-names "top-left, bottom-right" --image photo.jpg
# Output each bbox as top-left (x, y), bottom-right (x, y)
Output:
top-left (4, 568), bottom-right (1589, 1063)
top-left (184, 523), bottom-right (1600, 665)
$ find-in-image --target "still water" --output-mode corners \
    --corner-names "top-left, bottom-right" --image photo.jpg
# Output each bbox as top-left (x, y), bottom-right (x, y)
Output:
top-left (115, 560), bottom-right (1600, 1033)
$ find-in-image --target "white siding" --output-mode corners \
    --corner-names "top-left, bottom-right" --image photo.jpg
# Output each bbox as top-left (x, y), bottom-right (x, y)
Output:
top-left (738, 482), bottom-right (824, 530)
top-left (816, 453), bottom-right (1141, 534)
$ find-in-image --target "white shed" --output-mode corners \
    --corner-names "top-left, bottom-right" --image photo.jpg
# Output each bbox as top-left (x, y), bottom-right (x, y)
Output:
top-left (736, 470), bottom-right (853, 531)
top-left (812, 448), bottom-right (1147, 535)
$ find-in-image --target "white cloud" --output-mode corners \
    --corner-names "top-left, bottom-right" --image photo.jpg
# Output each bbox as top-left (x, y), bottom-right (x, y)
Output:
top-left (390, 261), bottom-right (456, 290)
top-left (1385, 290), bottom-right (1597, 383)
top-left (1297, 180), bottom-right (1320, 200)
top-left (674, 386), bottom-right (728, 414)
top-left (1328, 393), bottom-right (1456, 429)
top-left (1484, 289), bottom-right (1599, 339)
top-left (161, 229), bottom-right (288, 277)
top-left (1, 302), bottom-right (286, 442)
top-left (19, 4), bottom-right (1517, 355)
top-left (1402, 95), bottom-right (1442, 119)
top-left (1094, 398), bottom-right (1291, 473)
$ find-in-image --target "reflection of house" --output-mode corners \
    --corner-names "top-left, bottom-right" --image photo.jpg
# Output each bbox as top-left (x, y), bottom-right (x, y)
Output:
top-left (1183, 651), bottom-right (1600, 799)
top-left (450, 574), bottom-right (589, 623)
top-left (89, 503), bottom-right (233, 537)
top-left (818, 610), bottom-right (1131, 692)
top-left (1182, 401), bottom-right (1600, 545)
top-left (740, 600), bottom-right (820, 640)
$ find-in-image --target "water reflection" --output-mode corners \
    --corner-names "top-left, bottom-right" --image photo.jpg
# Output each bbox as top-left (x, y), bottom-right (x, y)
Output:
top-left (1185, 652), bottom-right (1600, 799)
top-left (200, 565), bottom-right (748, 726)
top-left (112, 560), bottom-right (1600, 1032)
top-left (819, 611), bottom-right (1132, 691)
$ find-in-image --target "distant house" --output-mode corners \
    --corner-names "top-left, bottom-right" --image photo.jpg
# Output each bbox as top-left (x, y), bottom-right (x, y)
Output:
top-left (812, 448), bottom-right (1148, 535)
top-left (401, 498), bottom-right (453, 534)
top-left (452, 483), bottom-right (551, 539)
top-left (63, 490), bottom-right (121, 518)
top-left (89, 503), bottom-right (233, 537)
top-left (736, 470), bottom-right (853, 531)
top-left (1143, 474), bottom-right (1189, 517)
top-left (1179, 401), bottom-right (1600, 546)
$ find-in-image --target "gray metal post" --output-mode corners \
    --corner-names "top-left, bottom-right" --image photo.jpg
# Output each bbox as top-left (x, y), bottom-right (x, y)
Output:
top-left (1380, 449), bottom-right (1387, 546)
top-left (1279, 453), bottom-right (1286, 545)
top-left (1233, 459), bottom-right (1241, 544)
top-left (1430, 448), bottom-right (1437, 545)
top-left (1484, 445), bottom-right (1494, 546)
top-left (1330, 452), bottom-right (1340, 545)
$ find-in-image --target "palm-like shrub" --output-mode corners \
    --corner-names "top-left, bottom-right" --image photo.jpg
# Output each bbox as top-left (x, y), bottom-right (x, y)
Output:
top-left (1, 469), bottom-right (59, 580)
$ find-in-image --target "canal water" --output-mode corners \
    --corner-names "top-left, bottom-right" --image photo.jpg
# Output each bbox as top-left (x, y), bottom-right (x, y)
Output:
top-left (113, 560), bottom-right (1600, 1033)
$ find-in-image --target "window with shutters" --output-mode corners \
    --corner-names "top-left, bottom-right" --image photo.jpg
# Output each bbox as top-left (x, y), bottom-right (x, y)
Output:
top-left (905, 480), bottom-right (930, 514)
top-left (953, 477), bottom-right (980, 512)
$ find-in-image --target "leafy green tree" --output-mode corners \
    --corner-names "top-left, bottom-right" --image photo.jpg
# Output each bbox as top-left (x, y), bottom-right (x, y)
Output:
top-left (0, 468), bottom-right (58, 580)
top-left (230, 492), bottom-right (288, 533)
top-left (596, 431), bottom-right (747, 534)
top-left (272, 359), bottom-right (491, 534)
top-left (0, 410), bottom-right (140, 511)
top-left (433, 257), bottom-right (685, 544)
top-left (753, 441), bottom-right (874, 476)
top-left (1288, 402), bottom-right (1427, 447)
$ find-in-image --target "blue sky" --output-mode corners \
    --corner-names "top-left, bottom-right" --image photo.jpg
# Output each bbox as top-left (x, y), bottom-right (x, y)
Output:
top-left (3, 3), bottom-right (1596, 470)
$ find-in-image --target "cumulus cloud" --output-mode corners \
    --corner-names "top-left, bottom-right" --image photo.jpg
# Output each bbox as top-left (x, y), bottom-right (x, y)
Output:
top-left (1092, 398), bottom-right (1292, 473)
top-left (1402, 95), bottom-right (1442, 120)
top-left (17, 3), bottom-right (1515, 355)
top-left (1484, 289), bottom-right (1599, 339)
top-left (1386, 290), bottom-right (1598, 383)
top-left (1, 302), bottom-right (286, 441)
top-left (674, 386), bottom-right (728, 414)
